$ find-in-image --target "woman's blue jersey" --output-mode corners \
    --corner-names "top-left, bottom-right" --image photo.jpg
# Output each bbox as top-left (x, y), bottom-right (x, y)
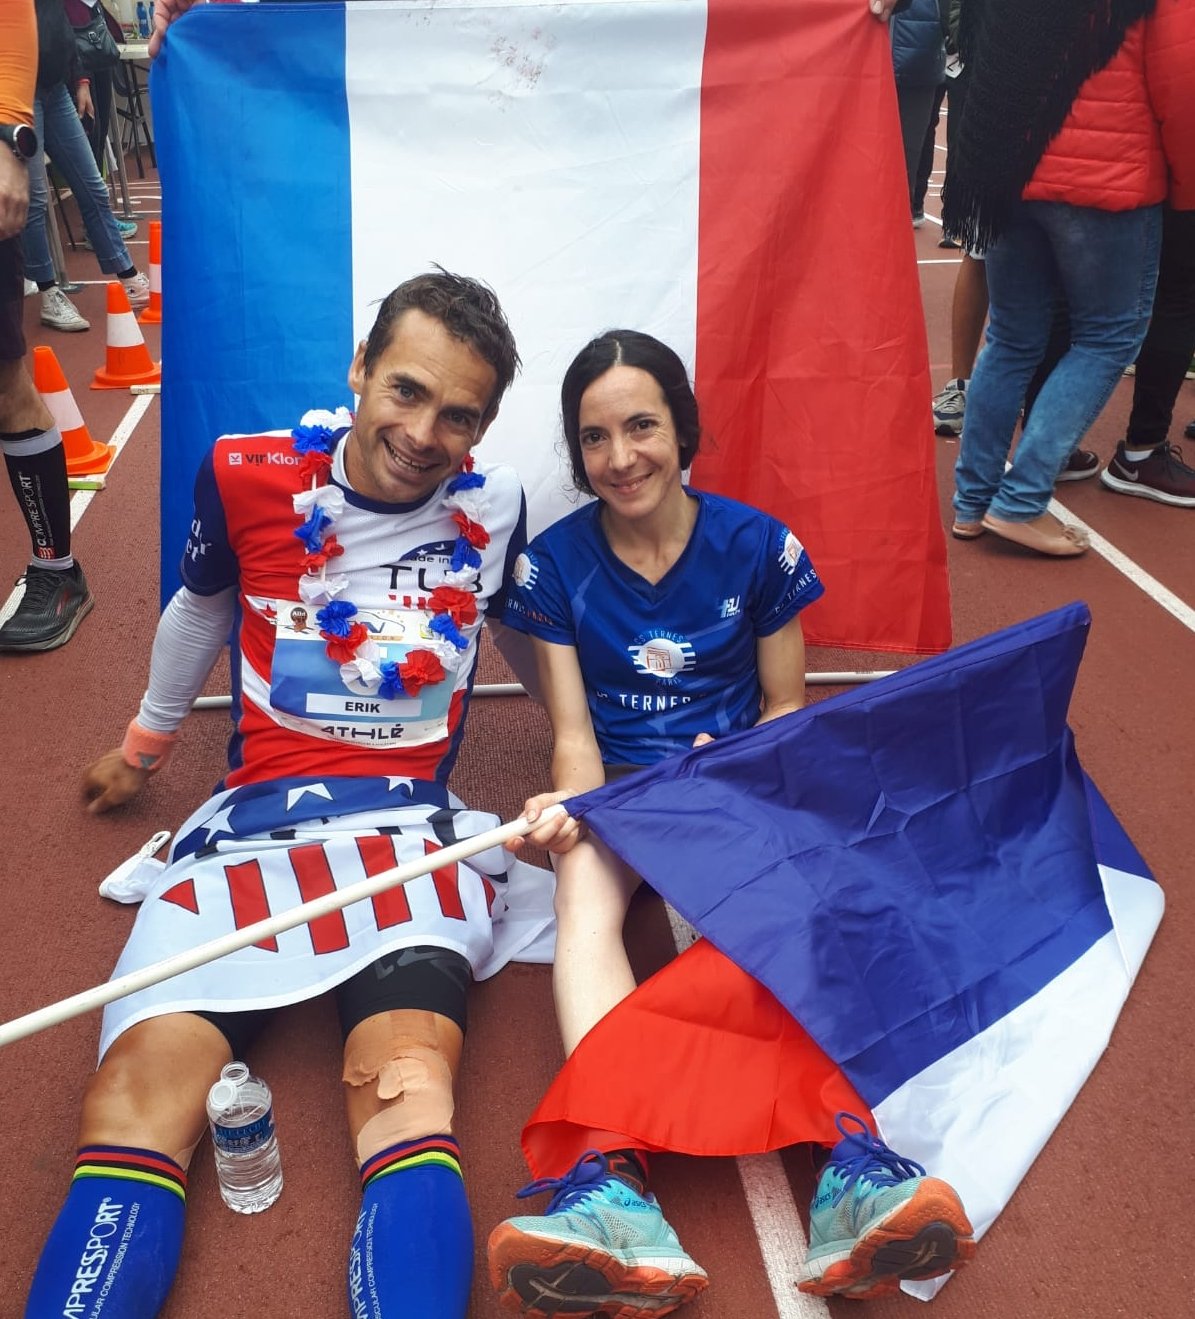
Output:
top-left (503, 490), bottom-right (824, 766)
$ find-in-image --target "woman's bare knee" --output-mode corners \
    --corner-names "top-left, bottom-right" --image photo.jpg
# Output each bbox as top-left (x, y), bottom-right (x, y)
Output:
top-left (80, 1013), bottom-right (232, 1167)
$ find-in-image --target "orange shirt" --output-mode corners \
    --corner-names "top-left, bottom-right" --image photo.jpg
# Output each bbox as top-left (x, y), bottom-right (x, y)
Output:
top-left (0, 0), bottom-right (37, 124)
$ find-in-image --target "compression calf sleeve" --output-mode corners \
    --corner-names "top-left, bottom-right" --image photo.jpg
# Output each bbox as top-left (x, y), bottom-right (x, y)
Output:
top-left (2, 427), bottom-right (72, 565)
top-left (349, 1136), bottom-right (473, 1319)
top-left (25, 1146), bottom-right (186, 1319)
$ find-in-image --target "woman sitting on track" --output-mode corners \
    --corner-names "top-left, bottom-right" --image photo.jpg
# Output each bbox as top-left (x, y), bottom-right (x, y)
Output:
top-left (486, 330), bottom-right (975, 1318)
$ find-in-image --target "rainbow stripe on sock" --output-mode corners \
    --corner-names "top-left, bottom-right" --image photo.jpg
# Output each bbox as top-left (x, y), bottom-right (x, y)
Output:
top-left (360, 1136), bottom-right (462, 1191)
top-left (73, 1145), bottom-right (188, 1202)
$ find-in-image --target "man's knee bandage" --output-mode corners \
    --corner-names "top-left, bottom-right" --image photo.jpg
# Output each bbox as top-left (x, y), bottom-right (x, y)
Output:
top-left (345, 1014), bottom-right (456, 1162)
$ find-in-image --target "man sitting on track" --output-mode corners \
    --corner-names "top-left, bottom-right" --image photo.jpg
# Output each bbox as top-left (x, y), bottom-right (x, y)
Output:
top-left (23, 269), bottom-right (548, 1319)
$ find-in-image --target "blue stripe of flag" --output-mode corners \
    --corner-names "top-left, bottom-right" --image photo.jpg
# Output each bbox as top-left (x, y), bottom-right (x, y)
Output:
top-left (572, 603), bottom-right (1120, 1106)
top-left (153, 2), bottom-right (355, 604)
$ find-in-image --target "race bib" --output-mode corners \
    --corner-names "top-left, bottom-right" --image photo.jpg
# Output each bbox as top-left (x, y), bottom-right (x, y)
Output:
top-left (269, 601), bottom-right (453, 745)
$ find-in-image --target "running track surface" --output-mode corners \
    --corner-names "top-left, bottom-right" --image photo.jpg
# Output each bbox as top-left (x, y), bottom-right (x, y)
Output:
top-left (1, 154), bottom-right (1192, 1319)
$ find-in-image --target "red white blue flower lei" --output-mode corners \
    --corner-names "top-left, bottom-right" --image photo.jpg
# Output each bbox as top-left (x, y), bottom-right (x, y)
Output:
top-left (290, 408), bottom-right (490, 702)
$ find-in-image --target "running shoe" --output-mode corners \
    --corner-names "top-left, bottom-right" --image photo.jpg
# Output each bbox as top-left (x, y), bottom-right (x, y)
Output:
top-left (932, 378), bottom-right (966, 436)
top-left (797, 1113), bottom-right (976, 1300)
top-left (488, 1151), bottom-right (708, 1318)
top-left (40, 286), bottom-right (90, 332)
top-left (1056, 449), bottom-right (1100, 482)
top-left (1100, 442), bottom-right (1195, 508)
top-left (912, 210), bottom-right (926, 229)
top-left (0, 562), bottom-right (93, 652)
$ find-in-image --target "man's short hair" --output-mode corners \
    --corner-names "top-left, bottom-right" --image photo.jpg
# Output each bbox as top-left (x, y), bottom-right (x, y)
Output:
top-left (361, 268), bottom-right (521, 421)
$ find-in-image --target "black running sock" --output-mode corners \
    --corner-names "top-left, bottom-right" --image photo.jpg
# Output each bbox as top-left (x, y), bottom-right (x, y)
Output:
top-left (117, 266), bottom-right (136, 280)
top-left (36, 280), bottom-right (55, 292)
top-left (1, 427), bottom-right (72, 564)
top-left (606, 1148), bottom-right (650, 1196)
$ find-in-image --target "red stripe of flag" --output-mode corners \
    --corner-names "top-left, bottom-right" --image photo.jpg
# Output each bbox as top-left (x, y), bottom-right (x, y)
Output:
top-left (358, 834), bottom-right (413, 929)
top-left (226, 859), bottom-right (278, 952)
top-left (423, 839), bottom-right (465, 920)
top-left (693, 0), bottom-right (950, 655)
top-left (288, 843), bottom-right (351, 953)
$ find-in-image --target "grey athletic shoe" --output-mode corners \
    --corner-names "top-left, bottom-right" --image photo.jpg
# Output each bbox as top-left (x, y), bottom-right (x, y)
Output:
top-left (932, 379), bottom-right (966, 436)
top-left (40, 286), bottom-right (90, 332)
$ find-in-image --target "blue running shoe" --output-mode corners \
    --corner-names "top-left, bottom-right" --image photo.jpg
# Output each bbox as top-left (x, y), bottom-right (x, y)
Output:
top-left (797, 1113), bottom-right (976, 1300)
top-left (488, 1151), bottom-right (708, 1318)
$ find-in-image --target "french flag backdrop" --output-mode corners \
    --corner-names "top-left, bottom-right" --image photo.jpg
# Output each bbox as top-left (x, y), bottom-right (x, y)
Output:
top-left (151, 0), bottom-right (950, 653)
top-left (524, 602), bottom-right (1163, 1299)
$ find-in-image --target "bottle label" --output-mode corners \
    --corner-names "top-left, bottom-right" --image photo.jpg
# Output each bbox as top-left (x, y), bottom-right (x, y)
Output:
top-left (212, 1110), bottom-right (275, 1153)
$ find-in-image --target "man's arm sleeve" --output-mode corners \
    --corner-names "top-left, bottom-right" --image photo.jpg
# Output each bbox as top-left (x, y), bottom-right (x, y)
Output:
top-left (135, 585), bottom-right (237, 733)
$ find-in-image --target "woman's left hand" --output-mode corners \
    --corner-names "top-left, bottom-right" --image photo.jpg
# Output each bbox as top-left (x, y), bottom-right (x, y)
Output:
top-left (75, 82), bottom-right (94, 121)
top-left (506, 790), bottom-right (587, 855)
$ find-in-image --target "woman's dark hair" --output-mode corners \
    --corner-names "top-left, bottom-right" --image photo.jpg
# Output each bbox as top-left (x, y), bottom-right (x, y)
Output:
top-left (361, 267), bottom-right (520, 422)
top-left (560, 331), bottom-right (701, 496)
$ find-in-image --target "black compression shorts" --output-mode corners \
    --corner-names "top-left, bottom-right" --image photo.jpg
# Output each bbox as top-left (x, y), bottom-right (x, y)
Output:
top-left (194, 945), bottom-right (472, 1059)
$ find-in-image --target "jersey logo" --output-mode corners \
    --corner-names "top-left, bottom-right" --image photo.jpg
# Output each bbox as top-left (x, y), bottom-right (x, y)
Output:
top-left (778, 530), bottom-right (804, 575)
top-left (627, 631), bottom-right (697, 683)
top-left (719, 596), bottom-right (741, 619)
top-left (512, 552), bottom-right (538, 590)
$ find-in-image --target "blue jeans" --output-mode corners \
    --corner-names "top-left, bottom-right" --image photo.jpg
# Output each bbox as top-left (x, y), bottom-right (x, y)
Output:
top-left (21, 83), bottom-right (133, 285)
top-left (953, 201), bottom-right (1162, 523)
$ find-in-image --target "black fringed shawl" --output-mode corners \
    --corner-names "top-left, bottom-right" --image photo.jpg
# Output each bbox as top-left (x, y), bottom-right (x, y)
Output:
top-left (941, 0), bottom-right (1158, 250)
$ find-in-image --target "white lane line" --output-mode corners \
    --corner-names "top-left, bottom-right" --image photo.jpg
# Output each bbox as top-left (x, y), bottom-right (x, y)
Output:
top-left (1047, 494), bottom-right (1195, 633)
top-left (918, 258), bottom-right (962, 266)
top-left (1, 393), bottom-right (156, 625)
top-left (662, 905), bottom-right (829, 1318)
top-left (737, 1157), bottom-right (829, 1319)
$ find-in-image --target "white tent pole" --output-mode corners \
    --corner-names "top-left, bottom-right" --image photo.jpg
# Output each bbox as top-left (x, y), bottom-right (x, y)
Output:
top-left (190, 671), bottom-right (895, 709)
top-left (0, 806), bottom-right (563, 1050)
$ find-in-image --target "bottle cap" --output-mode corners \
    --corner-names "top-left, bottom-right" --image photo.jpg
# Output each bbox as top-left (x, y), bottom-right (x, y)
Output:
top-left (208, 1078), bottom-right (238, 1112)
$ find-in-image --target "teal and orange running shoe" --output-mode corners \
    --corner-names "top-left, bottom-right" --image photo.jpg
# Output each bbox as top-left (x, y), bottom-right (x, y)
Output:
top-left (797, 1113), bottom-right (976, 1300)
top-left (488, 1151), bottom-right (708, 1318)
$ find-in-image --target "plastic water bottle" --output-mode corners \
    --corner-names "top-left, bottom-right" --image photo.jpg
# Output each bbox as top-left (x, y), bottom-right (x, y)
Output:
top-left (136, 2), bottom-right (150, 38)
top-left (206, 1062), bottom-right (284, 1213)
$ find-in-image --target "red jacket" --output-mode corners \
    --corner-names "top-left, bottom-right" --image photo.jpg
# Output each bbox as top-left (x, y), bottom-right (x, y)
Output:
top-left (1024, 0), bottom-right (1195, 211)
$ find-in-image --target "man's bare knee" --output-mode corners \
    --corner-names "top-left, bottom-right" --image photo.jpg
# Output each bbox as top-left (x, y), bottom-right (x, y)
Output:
top-left (343, 1010), bottom-right (461, 1164)
top-left (81, 1013), bottom-right (232, 1167)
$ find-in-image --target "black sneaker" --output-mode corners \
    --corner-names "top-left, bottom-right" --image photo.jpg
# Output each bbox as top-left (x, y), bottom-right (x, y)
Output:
top-left (1056, 449), bottom-right (1100, 482)
top-left (1099, 443), bottom-right (1195, 508)
top-left (0, 562), bottom-right (94, 651)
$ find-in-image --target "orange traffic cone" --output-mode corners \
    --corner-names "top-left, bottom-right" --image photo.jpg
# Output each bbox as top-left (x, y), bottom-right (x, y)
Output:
top-left (91, 282), bottom-right (161, 389)
top-left (33, 346), bottom-right (113, 476)
top-left (138, 221), bottom-right (162, 325)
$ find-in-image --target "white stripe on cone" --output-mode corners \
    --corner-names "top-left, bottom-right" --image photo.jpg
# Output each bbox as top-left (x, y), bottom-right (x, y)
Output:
top-left (40, 386), bottom-right (85, 434)
top-left (107, 309), bottom-right (146, 349)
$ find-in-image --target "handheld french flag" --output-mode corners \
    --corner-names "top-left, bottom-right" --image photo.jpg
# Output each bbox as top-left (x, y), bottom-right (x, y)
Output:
top-left (151, 0), bottom-right (949, 653)
top-left (523, 602), bottom-right (1163, 1299)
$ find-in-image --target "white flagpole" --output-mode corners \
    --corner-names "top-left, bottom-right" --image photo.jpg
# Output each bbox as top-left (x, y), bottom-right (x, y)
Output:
top-left (0, 805), bottom-right (563, 1050)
